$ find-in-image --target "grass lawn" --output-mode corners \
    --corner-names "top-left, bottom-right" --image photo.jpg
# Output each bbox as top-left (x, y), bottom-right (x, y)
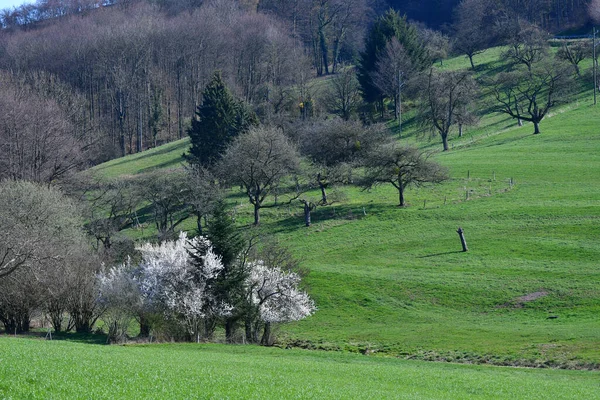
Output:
top-left (0, 337), bottom-right (598, 399)
top-left (82, 48), bottom-right (600, 369)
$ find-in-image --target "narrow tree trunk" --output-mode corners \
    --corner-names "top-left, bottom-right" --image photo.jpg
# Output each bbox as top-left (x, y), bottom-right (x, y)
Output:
top-left (442, 132), bottom-right (449, 151)
top-left (253, 204), bottom-right (260, 225)
top-left (245, 319), bottom-right (253, 343)
top-left (533, 120), bottom-right (541, 134)
top-left (468, 54), bottom-right (476, 70)
top-left (458, 123), bottom-right (463, 137)
top-left (225, 319), bottom-right (235, 343)
top-left (317, 173), bottom-right (327, 204)
top-left (260, 322), bottom-right (271, 346)
top-left (304, 202), bottom-right (311, 227)
top-left (398, 177), bottom-right (405, 207)
top-left (139, 315), bottom-right (150, 337)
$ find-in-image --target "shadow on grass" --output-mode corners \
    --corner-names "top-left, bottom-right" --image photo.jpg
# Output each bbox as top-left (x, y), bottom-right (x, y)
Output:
top-left (417, 251), bottom-right (465, 258)
top-left (1, 330), bottom-right (108, 345)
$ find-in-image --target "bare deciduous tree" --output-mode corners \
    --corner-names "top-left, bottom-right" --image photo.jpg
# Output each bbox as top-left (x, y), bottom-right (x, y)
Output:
top-left (418, 69), bottom-right (479, 151)
top-left (491, 60), bottom-right (574, 134)
top-left (321, 66), bottom-right (362, 120)
top-left (373, 38), bottom-right (413, 130)
top-left (218, 126), bottom-right (301, 225)
top-left (361, 142), bottom-right (449, 207)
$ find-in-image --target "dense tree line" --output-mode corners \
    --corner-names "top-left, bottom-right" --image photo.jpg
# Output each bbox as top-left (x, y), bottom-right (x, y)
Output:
top-left (0, 1), bottom-right (306, 166)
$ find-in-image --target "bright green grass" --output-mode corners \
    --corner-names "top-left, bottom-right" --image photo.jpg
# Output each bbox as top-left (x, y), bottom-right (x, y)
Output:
top-left (85, 50), bottom-right (600, 367)
top-left (91, 138), bottom-right (189, 179)
top-left (0, 338), bottom-right (598, 399)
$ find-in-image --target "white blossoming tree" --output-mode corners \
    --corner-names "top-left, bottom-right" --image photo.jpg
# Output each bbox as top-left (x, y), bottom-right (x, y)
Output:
top-left (246, 261), bottom-right (316, 345)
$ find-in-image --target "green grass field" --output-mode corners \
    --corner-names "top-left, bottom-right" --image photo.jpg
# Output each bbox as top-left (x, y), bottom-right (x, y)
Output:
top-left (1, 338), bottom-right (598, 399)
top-left (16, 47), bottom-right (589, 396)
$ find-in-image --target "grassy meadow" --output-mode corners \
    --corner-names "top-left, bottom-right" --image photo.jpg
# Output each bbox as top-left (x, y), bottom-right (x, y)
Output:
top-left (1, 338), bottom-right (598, 399)
top-left (2, 47), bottom-right (594, 397)
top-left (85, 49), bottom-right (600, 367)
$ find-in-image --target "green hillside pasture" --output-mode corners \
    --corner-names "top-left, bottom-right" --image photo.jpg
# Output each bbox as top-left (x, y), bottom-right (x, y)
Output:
top-left (276, 98), bottom-right (600, 366)
top-left (91, 138), bottom-right (189, 179)
top-left (0, 338), bottom-right (598, 399)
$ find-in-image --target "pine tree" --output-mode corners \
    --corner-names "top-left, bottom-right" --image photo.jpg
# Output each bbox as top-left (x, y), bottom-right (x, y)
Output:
top-left (186, 71), bottom-right (257, 166)
top-left (357, 9), bottom-right (430, 105)
top-left (204, 200), bottom-right (248, 342)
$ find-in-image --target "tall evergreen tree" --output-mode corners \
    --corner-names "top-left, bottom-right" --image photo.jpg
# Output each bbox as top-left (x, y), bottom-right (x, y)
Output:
top-left (357, 9), bottom-right (429, 105)
top-left (186, 72), bottom-right (257, 167)
top-left (204, 200), bottom-right (249, 342)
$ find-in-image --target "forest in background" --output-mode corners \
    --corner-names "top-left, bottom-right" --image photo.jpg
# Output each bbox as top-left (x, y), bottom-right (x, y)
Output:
top-left (0, 0), bottom-right (595, 181)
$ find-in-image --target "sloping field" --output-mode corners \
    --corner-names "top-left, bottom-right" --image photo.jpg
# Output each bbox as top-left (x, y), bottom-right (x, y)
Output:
top-left (86, 50), bottom-right (600, 369)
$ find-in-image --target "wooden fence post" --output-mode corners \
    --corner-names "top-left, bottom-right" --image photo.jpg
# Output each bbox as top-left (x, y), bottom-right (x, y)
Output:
top-left (457, 227), bottom-right (468, 252)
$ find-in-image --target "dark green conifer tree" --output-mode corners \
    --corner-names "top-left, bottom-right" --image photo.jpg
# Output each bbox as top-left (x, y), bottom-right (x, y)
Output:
top-left (186, 71), bottom-right (257, 166)
top-left (205, 200), bottom-right (248, 342)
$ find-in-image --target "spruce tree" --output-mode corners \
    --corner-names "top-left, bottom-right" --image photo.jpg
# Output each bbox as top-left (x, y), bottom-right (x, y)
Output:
top-left (357, 9), bottom-right (430, 105)
top-left (186, 71), bottom-right (257, 166)
top-left (205, 200), bottom-right (248, 342)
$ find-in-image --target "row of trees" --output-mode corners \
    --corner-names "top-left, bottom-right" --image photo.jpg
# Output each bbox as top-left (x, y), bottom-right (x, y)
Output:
top-left (0, 181), bottom-right (101, 334)
top-left (0, 179), bottom-right (314, 345)
top-left (390, 0), bottom-right (593, 31)
top-left (99, 230), bottom-right (314, 344)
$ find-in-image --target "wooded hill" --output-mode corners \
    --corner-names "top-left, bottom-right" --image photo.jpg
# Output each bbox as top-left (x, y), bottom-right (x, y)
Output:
top-left (0, 0), bottom-right (596, 184)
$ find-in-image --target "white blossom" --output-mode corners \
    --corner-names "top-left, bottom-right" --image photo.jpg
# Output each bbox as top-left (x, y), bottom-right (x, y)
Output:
top-left (247, 261), bottom-right (315, 324)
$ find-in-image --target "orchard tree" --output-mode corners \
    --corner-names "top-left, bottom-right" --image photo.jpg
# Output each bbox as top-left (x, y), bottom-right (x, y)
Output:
top-left (186, 71), bottom-right (258, 167)
top-left (491, 60), bottom-right (574, 134)
top-left (452, 0), bottom-right (503, 69)
top-left (246, 261), bottom-right (315, 345)
top-left (136, 232), bottom-right (229, 343)
top-left (322, 66), bottom-right (362, 120)
top-left (218, 126), bottom-right (301, 225)
top-left (0, 180), bottom-right (82, 279)
top-left (137, 170), bottom-right (190, 241)
top-left (502, 20), bottom-right (548, 72)
top-left (361, 142), bottom-right (448, 207)
top-left (296, 119), bottom-right (388, 203)
top-left (556, 40), bottom-right (589, 77)
top-left (419, 69), bottom-right (479, 151)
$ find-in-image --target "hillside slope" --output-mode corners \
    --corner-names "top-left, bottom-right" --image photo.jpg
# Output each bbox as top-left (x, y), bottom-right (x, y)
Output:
top-left (90, 51), bottom-right (600, 367)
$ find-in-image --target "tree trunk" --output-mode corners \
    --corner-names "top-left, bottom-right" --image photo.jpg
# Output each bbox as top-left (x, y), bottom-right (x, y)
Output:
top-left (253, 203), bottom-right (260, 225)
top-left (196, 211), bottom-right (203, 235)
top-left (317, 173), bottom-right (327, 204)
top-left (139, 315), bottom-right (150, 337)
top-left (468, 54), bottom-right (475, 70)
top-left (260, 322), bottom-right (271, 346)
top-left (304, 202), bottom-right (311, 227)
top-left (533, 120), bottom-right (541, 134)
top-left (225, 319), bottom-right (236, 343)
top-left (398, 176), bottom-right (405, 207)
top-left (458, 123), bottom-right (463, 137)
top-left (457, 227), bottom-right (468, 252)
top-left (442, 132), bottom-right (449, 151)
top-left (245, 318), bottom-right (253, 343)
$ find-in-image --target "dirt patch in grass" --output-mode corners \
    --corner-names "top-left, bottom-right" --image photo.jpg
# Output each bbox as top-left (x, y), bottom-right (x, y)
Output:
top-left (517, 291), bottom-right (548, 302)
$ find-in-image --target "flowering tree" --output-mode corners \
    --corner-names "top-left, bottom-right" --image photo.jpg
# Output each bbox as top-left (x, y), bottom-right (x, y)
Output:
top-left (137, 232), bottom-right (229, 342)
top-left (98, 260), bottom-right (142, 343)
top-left (246, 261), bottom-right (315, 345)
